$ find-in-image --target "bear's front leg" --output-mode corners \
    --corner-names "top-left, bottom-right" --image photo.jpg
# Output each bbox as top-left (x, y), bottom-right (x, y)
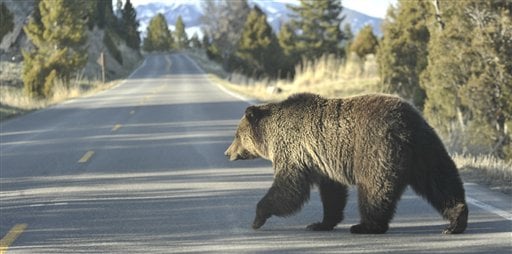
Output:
top-left (252, 168), bottom-right (311, 229)
top-left (307, 177), bottom-right (348, 231)
top-left (253, 200), bottom-right (272, 229)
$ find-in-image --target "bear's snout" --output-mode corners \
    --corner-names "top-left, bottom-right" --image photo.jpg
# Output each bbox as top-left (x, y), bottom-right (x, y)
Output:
top-left (224, 148), bottom-right (231, 159)
top-left (225, 142), bottom-right (255, 161)
top-left (224, 144), bottom-right (239, 161)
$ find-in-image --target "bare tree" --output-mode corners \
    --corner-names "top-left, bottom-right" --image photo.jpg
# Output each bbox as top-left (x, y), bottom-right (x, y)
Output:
top-left (201, 0), bottom-right (250, 59)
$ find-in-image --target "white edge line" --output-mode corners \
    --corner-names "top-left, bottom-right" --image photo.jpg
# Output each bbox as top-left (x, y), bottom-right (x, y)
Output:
top-left (466, 197), bottom-right (512, 221)
top-left (181, 53), bottom-right (257, 106)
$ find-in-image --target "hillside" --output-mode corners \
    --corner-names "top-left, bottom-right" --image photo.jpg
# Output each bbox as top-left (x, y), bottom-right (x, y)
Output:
top-left (0, 0), bottom-right (143, 120)
top-left (0, 0), bottom-right (142, 85)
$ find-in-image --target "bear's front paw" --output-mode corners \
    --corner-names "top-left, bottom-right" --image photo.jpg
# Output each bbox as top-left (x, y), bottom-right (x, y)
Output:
top-left (252, 216), bottom-right (267, 230)
top-left (252, 210), bottom-right (271, 230)
top-left (350, 223), bottom-right (388, 234)
top-left (253, 202), bottom-right (272, 230)
top-left (306, 222), bottom-right (335, 231)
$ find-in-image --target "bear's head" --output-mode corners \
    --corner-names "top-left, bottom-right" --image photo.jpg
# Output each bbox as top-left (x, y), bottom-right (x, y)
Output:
top-left (225, 105), bottom-right (268, 161)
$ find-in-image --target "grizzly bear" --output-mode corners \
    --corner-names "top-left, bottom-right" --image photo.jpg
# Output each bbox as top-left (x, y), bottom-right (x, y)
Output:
top-left (225, 93), bottom-right (468, 234)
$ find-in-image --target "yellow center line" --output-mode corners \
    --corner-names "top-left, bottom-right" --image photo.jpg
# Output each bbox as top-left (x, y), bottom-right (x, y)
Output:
top-left (0, 224), bottom-right (27, 254)
top-left (112, 124), bottom-right (122, 132)
top-left (78, 150), bottom-right (95, 163)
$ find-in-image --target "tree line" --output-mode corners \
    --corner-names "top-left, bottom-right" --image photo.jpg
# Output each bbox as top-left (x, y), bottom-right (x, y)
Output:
top-left (141, 14), bottom-right (197, 52)
top-left (191, 0), bottom-right (510, 160)
top-left (142, 0), bottom-right (352, 79)
top-left (201, 0), bottom-right (346, 79)
top-left (198, 0), bottom-right (511, 160)
top-left (377, 0), bottom-right (511, 160)
top-left (5, 0), bottom-right (510, 159)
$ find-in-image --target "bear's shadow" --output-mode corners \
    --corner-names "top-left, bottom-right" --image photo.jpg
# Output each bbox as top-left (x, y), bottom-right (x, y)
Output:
top-left (253, 219), bottom-right (510, 235)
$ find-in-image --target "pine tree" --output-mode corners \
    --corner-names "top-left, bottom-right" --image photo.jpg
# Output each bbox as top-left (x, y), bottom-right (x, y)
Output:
top-left (350, 24), bottom-right (378, 59)
top-left (174, 15), bottom-right (188, 49)
top-left (22, 0), bottom-right (87, 98)
top-left (202, 33), bottom-right (222, 61)
top-left (143, 13), bottom-right (173, 52)
top-left (0, 2), bottom-right (14, 42)
top-left (96, 0), bottom-right (115, 29)
top-left (122, 0), bottom-right (140, 50)
top-left (421, 0), bottom-right (511, 159)
top-left (277, 22), bottom-right (299, 78)
top-left (288, 0), bottom-right (344, 60)
top-left (342, 23), bottom-right (354, 57)
top-left (84, 0), bottom-right (118, 30)
top-left (236, 6), bottom-right (281, 78)
top-left (376, 0), bottom-right (430, 108)
top-left (190, 33), bottom-right (201, 48)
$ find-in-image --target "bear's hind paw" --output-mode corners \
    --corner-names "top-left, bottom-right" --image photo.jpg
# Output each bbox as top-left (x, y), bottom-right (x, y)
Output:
top-left (306, 222), bottom-right (335, 231)
top-left (442, 203), bottom-right (468, 234)
top-left (442, 221), bottom-right (467, 234)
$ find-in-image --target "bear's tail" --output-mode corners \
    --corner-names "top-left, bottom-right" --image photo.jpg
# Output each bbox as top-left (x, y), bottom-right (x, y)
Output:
top-left (409, 125), bottom-right (468, 234)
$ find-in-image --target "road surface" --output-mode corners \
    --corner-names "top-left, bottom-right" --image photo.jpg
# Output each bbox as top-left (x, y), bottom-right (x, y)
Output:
top-left (1, 53), bottom-right (511, 253)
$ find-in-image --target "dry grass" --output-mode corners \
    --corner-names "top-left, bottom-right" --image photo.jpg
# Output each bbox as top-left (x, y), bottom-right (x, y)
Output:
top-left (0, 76), bottom-right (118, 121)
top-left (187, 50), bottom-right (381, 102)
top-left (453, 153), bottom-right (512, 194)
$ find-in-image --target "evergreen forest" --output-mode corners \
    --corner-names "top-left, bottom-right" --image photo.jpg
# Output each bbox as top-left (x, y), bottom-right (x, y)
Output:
top-left (1, 0), bottom-right (510, 160)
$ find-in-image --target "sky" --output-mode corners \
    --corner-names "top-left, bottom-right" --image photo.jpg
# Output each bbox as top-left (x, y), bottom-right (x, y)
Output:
top-left (342, 0), bottom-right (397, 18)
top-left (129, 0), bottom-right (397, 18)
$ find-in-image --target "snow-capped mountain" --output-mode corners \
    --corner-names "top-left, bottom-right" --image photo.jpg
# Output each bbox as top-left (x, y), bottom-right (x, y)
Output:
top-left (136, 2), bottom-right (203, 38)
top-left (135, 0), bottom-right (383, 39)
top-left (341, 8), bottom-right (382, 37)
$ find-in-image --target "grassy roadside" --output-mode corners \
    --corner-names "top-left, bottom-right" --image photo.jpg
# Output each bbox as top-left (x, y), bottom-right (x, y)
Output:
top-left (187, 49), bottom-right (382, 102)
top-left (454, 154), bottom-right (512, 194)
top-left (0, 79), bottom-right (121, 121)
top-left (0, 60), bottom-right (138, 121)
top-left (186, 49), bottom-right (512, 195)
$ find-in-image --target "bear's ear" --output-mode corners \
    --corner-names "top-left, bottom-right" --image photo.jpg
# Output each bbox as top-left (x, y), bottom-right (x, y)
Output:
top-left (245, 106), bottom-right (263, 123)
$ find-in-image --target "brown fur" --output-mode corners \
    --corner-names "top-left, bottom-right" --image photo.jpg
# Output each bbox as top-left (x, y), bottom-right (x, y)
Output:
top-left (225, 93), bottom-right (468, 234)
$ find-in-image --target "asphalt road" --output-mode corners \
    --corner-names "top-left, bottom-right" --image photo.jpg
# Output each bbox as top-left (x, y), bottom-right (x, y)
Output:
top-left (1, 53), bottom-right (511, 253)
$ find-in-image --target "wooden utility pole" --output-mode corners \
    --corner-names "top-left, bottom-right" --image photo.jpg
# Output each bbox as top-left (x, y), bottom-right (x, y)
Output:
top-left (97, 51), bottom-right (106, 83)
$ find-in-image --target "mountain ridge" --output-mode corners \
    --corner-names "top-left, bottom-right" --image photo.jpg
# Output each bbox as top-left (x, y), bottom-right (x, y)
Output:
top-left (135, 1), bottom-right (383, 39)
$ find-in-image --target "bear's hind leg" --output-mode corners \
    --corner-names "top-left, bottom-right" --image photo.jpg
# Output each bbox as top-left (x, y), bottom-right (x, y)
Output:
top-left (409, 161), bottom-right (468, 234)
top-left (307, 178), bottom-right (348, 231)
top-left (351, 182), bottom-right (406, 234)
